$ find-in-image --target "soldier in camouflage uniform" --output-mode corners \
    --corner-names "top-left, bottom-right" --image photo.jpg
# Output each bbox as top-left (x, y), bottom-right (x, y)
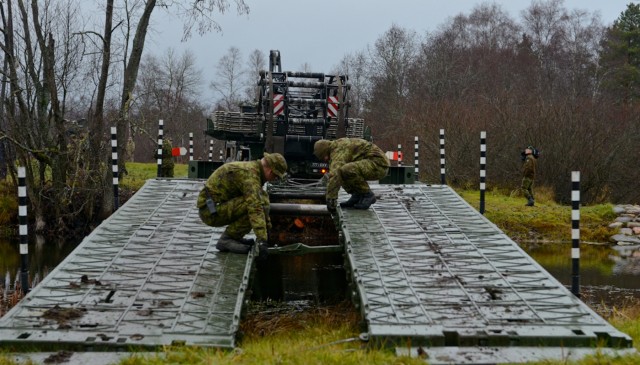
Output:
top-left (197, 153), bottom-right (287, 258)
top-left (313, 138), bottom-right (389, 211)
top-left (521, 146), bottom-right (537, 206)
top-left (161, 139), bottom-right (175, 177)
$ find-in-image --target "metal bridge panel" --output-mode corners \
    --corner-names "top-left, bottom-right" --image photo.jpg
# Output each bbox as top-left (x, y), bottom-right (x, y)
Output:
top-left (0, 179), bottom-right (251, 350)
top-left (341, 183), bottom-right (632, 350)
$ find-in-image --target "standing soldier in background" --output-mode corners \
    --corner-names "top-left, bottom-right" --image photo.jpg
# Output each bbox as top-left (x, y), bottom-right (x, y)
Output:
top-left (197, 153), bottom-right (288, 259)
top-left (313, 138), bottom-right (390, 211)
top-left (521, 145), bottom-right (538, 207)
top-left (161, 138), bottom-right (175, 177)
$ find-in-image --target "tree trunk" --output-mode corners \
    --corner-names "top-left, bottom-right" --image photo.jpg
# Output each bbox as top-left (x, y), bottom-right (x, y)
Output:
top-left (118, 0), bottom-right (156, 172)
top-left (94, 0), bottom-right (115, 219)
top-left (29, 2), bottom-right (68, 228)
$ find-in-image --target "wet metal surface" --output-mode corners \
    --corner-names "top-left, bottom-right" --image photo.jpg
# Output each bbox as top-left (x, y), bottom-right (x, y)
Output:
top-left (340, 184), bottom-right (632, 354)
top-left (0, 179), bottom-right (251, 350)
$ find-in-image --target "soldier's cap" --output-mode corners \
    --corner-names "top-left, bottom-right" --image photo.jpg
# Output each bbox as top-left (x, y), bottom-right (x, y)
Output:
top-left (263, 152), bottom-right (288, 178)
top-left (313, 139), bottom-right (332, 160)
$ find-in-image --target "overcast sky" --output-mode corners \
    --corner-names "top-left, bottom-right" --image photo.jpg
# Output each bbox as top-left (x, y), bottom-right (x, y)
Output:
top-left (147, 0), bottom-right (634, 101)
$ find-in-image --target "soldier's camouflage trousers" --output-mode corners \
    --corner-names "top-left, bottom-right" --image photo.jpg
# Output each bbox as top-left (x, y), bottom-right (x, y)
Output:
top-left (198, 190), bottom-right (270, 240)
top-left (521, 177), bottom-right (534, 200)
top-left (337, 160), bottom-right (388, 194)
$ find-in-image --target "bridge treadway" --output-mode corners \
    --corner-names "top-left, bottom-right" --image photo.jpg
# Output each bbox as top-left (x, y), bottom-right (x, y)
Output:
top-left (0, 179), bottom-right (250, 350)
top-left (340, 183), bottom-right (632, 363)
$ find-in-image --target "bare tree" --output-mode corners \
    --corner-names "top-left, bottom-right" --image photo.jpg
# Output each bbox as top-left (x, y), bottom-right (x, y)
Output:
top-left (132, 48), bottom-right (204, 162)
top-left (103, 0), bottom-right (248, 216)
top-left (364, 24), bottom-right (418, 149)
top-left (520, 0), bottom-right (571, 99)
top-left (299, 62), bottom-right (312, 73)
top-left (0, 0), bottom-right (90, 233)
top-left (244, 49), bottom-right (266, 102)
top-left (210, 46), bottom-right (244, 111)
top-left (335, 51), bottom-right (370, 117)
top-left (0, 0), bottom-right (250, 233)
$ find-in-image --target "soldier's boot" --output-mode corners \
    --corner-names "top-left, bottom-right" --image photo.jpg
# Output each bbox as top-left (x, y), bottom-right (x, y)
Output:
top-left (526, 198), bottom-right (535, 207)
top-left (353, 191), bottom-right (376, 210)
top-left (238, 237), bottom-right (255, 246)
top-left (340, 193), bottom-right (363, 208)
top-left (216, 233), bottom-right (251, 254)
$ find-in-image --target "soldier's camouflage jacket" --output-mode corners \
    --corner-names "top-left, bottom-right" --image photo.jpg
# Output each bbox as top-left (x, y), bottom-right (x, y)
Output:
top-left (197, 160), bottom-right (270, 241)
top-left (326, 138), bottom-right (390, 199)
top-left (522, 154), bottom-right (536, 179)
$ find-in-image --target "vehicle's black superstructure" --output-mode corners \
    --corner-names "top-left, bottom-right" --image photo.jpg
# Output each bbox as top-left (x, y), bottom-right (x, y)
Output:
top-left (205, 50), bottom-right (368, 178)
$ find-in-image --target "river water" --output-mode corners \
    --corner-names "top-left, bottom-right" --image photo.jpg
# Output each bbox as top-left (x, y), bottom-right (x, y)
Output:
top-left (0, 235), bottom-right (79, 289)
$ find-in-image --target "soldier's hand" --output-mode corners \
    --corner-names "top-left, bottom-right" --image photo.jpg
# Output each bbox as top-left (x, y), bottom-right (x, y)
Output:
top-left (256, 240), bottom-right (268, 261)
top-left (326, 198), bottom-right (337, 212)
top-left (319, 173), bottom-right (330, 186)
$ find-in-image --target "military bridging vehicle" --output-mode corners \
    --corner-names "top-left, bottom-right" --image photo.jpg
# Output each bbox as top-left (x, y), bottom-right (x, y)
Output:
top-left (195, 50), bottom-right (369, 179)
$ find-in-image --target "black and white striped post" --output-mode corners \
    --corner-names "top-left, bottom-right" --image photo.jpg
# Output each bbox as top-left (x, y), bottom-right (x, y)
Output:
top-left (219, 149), bottom-right (224, 162)
top-left (571, 171), bottom-right (581, 297)
top-left (111, 127), bottom-right (119, 211)
top-left (189, 132), bottom-right (194, 161)
top-left (398, 144), bottom-right (403, 166)
top-left (439, 129), bottom-right (446, 184)
top-left (208, 140), bottom-right (213, 161)
top-left (156, 119), bottom-right (164, 178)
top-left (414, 136), bottom-right (419, 180)
top-left (18, 166), bottom-right (29, 294)
top-left (480, 131), bottom-right (486, 214)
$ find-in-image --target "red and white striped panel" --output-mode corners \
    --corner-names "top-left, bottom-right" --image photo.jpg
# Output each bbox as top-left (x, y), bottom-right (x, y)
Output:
top-left (385, 151), bottom-right (403, 161)
top-left (273, 94), bottom-right (284, 116)
top-left (327, 96), bottom-right (339, 118)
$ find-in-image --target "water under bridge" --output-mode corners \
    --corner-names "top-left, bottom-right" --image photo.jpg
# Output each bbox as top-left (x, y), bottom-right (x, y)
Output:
top-left (0, 178), bottom-right (633, 364)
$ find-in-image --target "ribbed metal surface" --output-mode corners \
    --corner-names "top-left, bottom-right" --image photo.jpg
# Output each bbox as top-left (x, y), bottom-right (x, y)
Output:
top-left (207, 110), bottom-right (364, 139)
top-left (340, 183), bottom-right (632, 350)
top-left (0, 179), bottom-right (252, 351)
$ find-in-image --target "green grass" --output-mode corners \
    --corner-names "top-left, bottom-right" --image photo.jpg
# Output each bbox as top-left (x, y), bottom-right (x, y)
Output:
top-left (118, 330), bottom-right (421, 365)
top-left (458, 188), bottom-right (618, 244)
top-left (120, 163), bottom-right (188, 191)
top-left (90, 302), bottom-right (425, 365)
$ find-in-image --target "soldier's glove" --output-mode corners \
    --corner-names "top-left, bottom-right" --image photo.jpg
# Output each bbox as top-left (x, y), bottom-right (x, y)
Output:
top-left (319, 173), bottom-right (330, 187)
top-left (256, 240), bottom-right (269, 261)
top-left (326, 198), bottom-right (337, 212)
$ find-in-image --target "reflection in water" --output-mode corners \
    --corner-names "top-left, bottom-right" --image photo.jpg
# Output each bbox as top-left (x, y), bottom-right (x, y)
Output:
top-left (612, 245), bottom-right (640, 276)
top-left (523, 242), bottom-right (640, 289)
top-left (523, 242), bottom-right (640, 311)
top-left (0, 235), bottom-right (82, 287)
top-left (251, 253), bottom-right (347, 304)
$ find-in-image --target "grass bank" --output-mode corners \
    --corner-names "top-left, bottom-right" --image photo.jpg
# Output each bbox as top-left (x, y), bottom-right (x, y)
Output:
top-left (458, 187), bottom-right (621, 276)
top-left (120, 162), bottom-right (188, 191)
top-left (458, 188), bottom-right (618, 244)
